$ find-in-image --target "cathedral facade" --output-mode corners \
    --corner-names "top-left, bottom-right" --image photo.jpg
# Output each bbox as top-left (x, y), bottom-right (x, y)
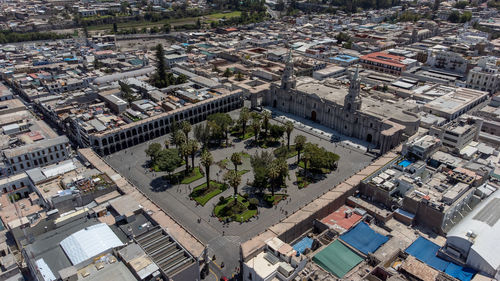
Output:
top-left (263, 51), bottom-right (420, 154)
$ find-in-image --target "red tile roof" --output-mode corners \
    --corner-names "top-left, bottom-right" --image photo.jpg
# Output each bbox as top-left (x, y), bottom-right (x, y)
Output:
top-left (360, 51), bottom-right (407, 68)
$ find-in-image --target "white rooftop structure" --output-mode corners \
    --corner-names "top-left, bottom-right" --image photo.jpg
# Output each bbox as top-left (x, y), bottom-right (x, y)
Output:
top-left (445, 188), bottom-right (500, 279)
top-left (36, 258), bottom-right (56, 281)
top-left (60, 223), bottom-right (124, 265)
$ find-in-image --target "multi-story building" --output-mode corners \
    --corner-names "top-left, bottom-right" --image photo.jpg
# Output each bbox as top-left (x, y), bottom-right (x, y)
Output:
top-left (359, 51), bottom-right (417, 76)
top-left (90, 90), bottom-right (244, 155)
top-left (466, 57), bottom-right (500, 94)
top-left (426, 46), bottom-right (469, 74)
top-left (429, 119), bottom-right (481, 152)
top-left (422, 87), bottom-right (489, 121)
top-left (2, 136), bottom-right (71, 174)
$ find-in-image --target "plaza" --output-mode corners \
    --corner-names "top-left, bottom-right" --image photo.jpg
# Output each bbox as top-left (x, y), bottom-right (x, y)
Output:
top-left (106, 106), bottom-right (375, 277)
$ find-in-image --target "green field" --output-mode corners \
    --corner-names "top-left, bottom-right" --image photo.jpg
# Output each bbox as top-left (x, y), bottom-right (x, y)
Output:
top-left (87, 11), bottom-right (241, 31)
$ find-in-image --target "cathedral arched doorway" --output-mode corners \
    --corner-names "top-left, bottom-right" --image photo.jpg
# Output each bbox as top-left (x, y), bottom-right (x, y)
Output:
top-left (273, 100), bottom-right (277, 108)
top-left (367, 134), bottom-right (373, 143)
top-left (311, 111), bottom-right (317, 122)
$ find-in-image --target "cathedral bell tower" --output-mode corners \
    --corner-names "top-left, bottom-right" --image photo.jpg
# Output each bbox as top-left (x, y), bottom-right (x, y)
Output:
top-left (281, 49), bottom-right (296, 90)
top-left (344, 65), bottom-right (362, 112)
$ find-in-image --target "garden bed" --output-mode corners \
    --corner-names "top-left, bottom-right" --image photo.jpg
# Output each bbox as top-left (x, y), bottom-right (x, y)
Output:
top-left (164, 167), bottom-right (203, 184)
top-left (263, 193), bottom-right (287, 206)
top-left (296, 172), bottom-right (312, 189)
top-left (190, 181), bottom-right (227, 206)
top-left (214, 195), bottom-right (257, 222)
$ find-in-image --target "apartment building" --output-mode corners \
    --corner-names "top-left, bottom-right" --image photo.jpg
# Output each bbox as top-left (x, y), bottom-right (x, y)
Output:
top-left (466, 57), bottom-right (500, 94)
top-left (2, 136), bottom-right (71, 174)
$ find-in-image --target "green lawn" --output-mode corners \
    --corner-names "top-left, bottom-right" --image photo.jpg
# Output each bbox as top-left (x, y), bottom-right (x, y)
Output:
top-left (88, 11), bottom-right (241, 31)
top-left (214, 195), bottom-right (257, 222)
top-left (298, 161), bottom-right (331, 174)
top-left (190, 181), bottom-right (227, 206)
top-left (237, 169), bottom-right (250, 176)
top-left (165, 167), bottom-right (203, 184)
top-left (152, 160), bottom-right (184, 173)
top-left (206, 11), bottom-right (241, 20)
top-left (230, 128), bottom-right (254, 140)
top-left (274, 145), bottom-right (298, 159)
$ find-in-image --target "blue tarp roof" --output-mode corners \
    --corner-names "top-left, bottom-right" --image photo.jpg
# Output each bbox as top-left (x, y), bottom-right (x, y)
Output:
top-left (405, 237), bottom-right (476, 281)
top-left (340, 222), bottom-right (389, 255)
top-left (293, 237), bottom-right (313, 255)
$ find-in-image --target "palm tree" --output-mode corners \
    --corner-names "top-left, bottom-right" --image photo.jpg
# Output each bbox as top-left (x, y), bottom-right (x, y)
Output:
top-left (188, 140), bottom-right (199, 169)
top-left (200, 150), bottom-right (213, 189)
top-left (230, 152), bottom-right (242, 173)
top-left (239, 107), bottom-right (250, 138)
top-left (294, 135), bottom-right (306, 164)
top-left (268, 162), bottom-right (280, 197)
top-left (173, 130), bottom-right (186, 147)
top-left (224, 170), bottom-right (242, 198)
top-left (164, 139), bottom-right (170, 149)
top-left (181, 121), bottom-right (191, 139)
top-left (285, 121), bottom-right (294, 150)
top-left (180, 143), bottom-right (190, 174)
top-left (302, 150), bottom-right (311, 176)
top-left (251, 119), bottom-right (261, 145)
top-left (262, 110), bottom-right (271, 138)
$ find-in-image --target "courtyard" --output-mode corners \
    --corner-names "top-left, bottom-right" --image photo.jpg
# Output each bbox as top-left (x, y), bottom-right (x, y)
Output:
top-left (106, 106), bottom-right (375, 276)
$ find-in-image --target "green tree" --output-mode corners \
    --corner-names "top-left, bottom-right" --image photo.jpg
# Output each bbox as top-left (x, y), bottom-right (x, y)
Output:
top-left (152, 44), bottom-right (167, 87)
top-left (200, 150), bottom-right (213, 189)
top-left (268, 158), bottom-right (288, 196)
top-left (164, 139), bottom-right (170, 149)
top-left (176, 74), bottom-right (188, 84)
top-left (239, 107), bottom-right (250, 138)
top-left (180, 143), bottom-right (191, 174)
top-left (224, 170), bottom-right (242, 198)
top-left (156, 149), bottom-right (182, 176)
top-left (194, 123), bottom-right (211, 148)
top-left (236, 72), bottom-right (244, 81)
top-left (145, 143), bottom-right (162, 162)
top-left (181, 120), bottom-right (191, 139)
top-left (294, 135), bottom-right (306, 164)
top-left (262, 111), bottom-right (271, 139)
top-left (173, 130), bottom-right (187, 147)
top-left (251, 119), bottom-right (261, 145)
top-left (207, 113), bottom-right (233, 146)
top-left (119, 81), bottom-right (136, 104)
top-left (448, 10), bottom-right (460, 23)
top-left (269, 124), bottom-right (285, 141)
top-left (188, 139), bottom-right (199, 169)
top-left (223, 68), bottom-right (233, 77)
top-left (460, 11), bottom-right (472, 22)
top-left (285, 121), bottom-right (294, 150)
top-left (113, 22), bottom-right (118, 33)
top-left (454, 0), bottom-right (468, 8)
top-left (250, 151), bottom-right (274, 193)
top-left (163, 23), bottom-right (171, 33)
top-left (230, 152), bottom-right (242, 173)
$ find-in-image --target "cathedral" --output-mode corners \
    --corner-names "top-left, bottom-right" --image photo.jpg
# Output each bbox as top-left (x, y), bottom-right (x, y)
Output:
top-left (263, 51), bottom-right (420, 154)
